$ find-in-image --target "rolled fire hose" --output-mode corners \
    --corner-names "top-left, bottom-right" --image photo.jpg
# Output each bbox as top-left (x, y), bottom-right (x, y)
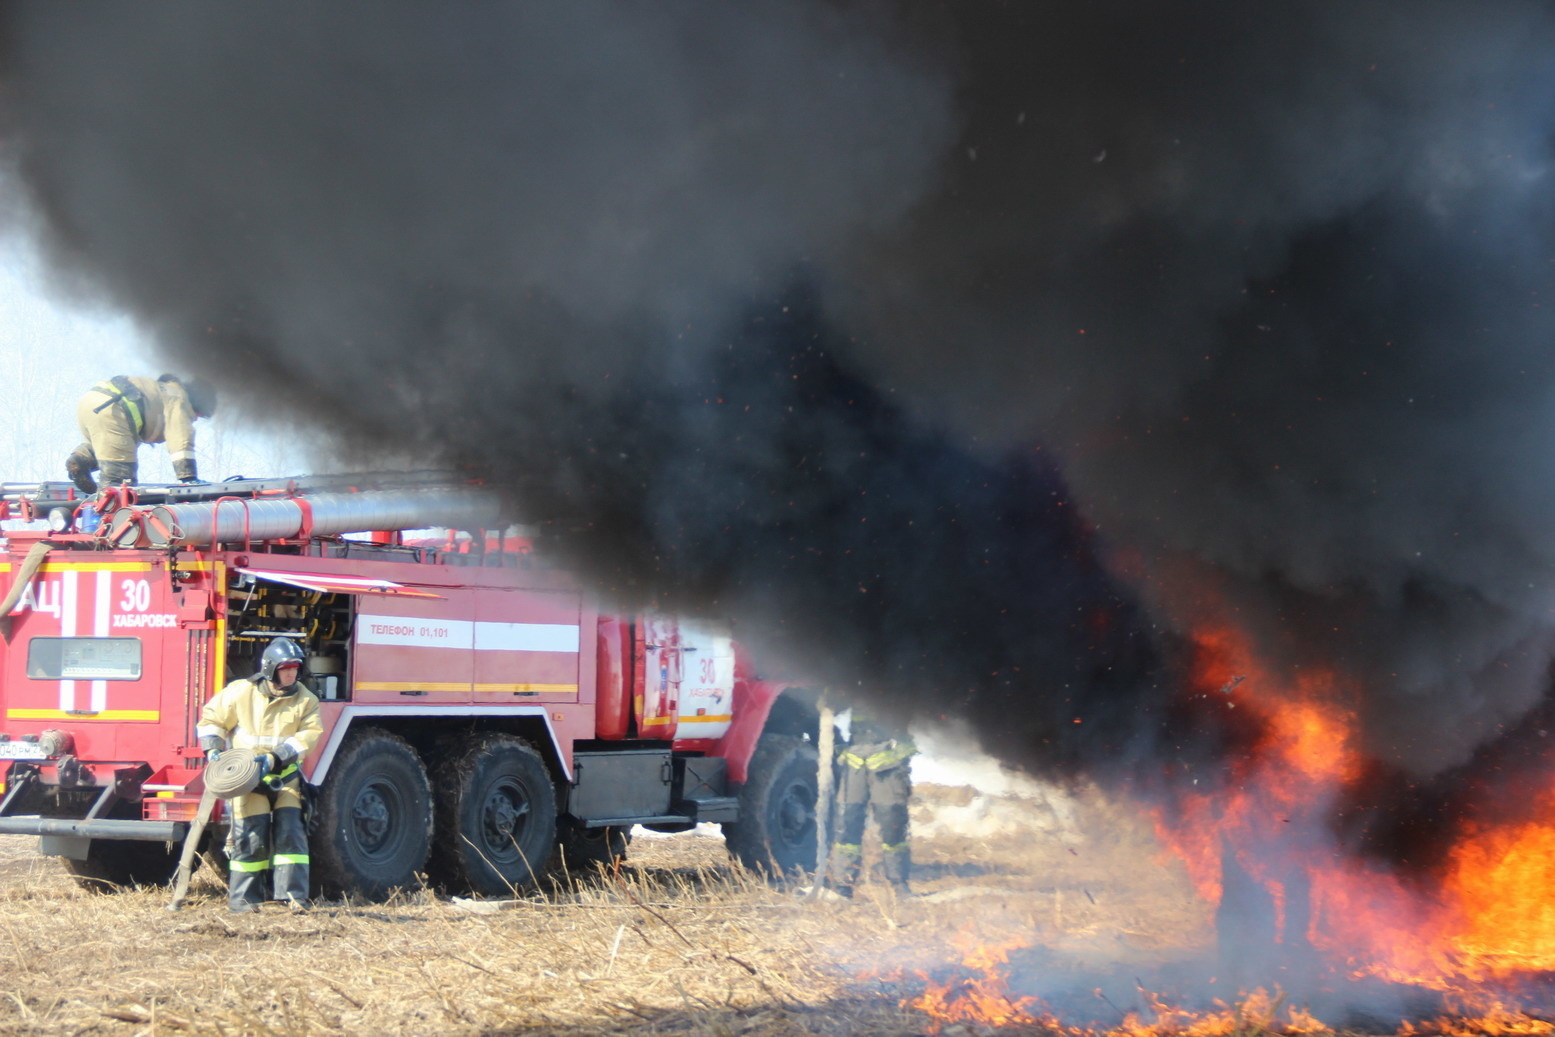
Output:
top-left (202, 752), bottom-right (266, 799)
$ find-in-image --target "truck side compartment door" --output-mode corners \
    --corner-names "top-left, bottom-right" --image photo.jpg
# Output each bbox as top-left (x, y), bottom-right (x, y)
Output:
top-left (353, 593), bottom-right (476, 704)
top-left (471, 588), bottom-right (584, 705)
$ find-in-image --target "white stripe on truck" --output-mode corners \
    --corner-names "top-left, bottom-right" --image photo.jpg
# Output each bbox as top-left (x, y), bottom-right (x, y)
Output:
top-left (356, 615), bottom-right (579, 653)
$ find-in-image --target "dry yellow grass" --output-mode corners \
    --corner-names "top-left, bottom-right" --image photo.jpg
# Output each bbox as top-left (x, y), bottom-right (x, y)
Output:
top-left (0, 784), bottom-right (1213, 1036)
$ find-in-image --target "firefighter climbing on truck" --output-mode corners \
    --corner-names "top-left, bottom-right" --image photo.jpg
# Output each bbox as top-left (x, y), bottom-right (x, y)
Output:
top-left (65, 373), bottom-right (217, 492)
top-left (197, 637), bottom-right (322, 913)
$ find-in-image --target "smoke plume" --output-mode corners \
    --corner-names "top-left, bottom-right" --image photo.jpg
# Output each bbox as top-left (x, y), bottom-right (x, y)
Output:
top-left (5, 2), bottom-right (1555, 835)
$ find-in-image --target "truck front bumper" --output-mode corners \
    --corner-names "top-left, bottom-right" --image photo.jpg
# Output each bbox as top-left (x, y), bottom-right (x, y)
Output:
top-left (0, 817), bottom-right (187, 841)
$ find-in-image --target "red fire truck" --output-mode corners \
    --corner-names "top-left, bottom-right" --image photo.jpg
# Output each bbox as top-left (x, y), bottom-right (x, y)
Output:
top-left (0, 473), bottom-right (823, 899)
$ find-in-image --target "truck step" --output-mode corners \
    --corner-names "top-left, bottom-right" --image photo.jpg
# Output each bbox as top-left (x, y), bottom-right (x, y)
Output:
top-left (680, 796), bottom-right (739, 822)
top-left (579, 814), bottom-right (694, 828)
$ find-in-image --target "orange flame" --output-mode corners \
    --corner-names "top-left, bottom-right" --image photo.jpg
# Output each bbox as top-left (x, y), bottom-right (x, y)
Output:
top-left (1441, 794), bottom-right (1555, 976)
top-left (901, 940), bottom-right (1555, 1036)
top-left (906, 934), bottom-right (1050, 1032)
top-left (1154, 616), bottom-right (1555, 998)
top-left (894, 590), bottom-right (1555, 1035)
top-left (1113, 990), bottom-right (1333, 1036)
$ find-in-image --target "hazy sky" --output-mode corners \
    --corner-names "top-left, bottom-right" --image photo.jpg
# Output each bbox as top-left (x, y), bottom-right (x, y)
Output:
top-left (1, 229), bottom-right (304, 487)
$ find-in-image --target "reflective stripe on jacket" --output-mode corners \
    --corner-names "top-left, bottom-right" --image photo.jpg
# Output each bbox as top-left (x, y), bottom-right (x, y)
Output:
top-left (196, 677), bottom-right (323, 762)
top-left (839, 737), bottom-right (917, 771)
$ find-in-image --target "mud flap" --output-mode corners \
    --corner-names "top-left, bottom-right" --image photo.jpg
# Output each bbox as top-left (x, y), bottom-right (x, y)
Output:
top-left (40, 835), bottom-right (91, 860)
top-left (302, 780), bottom-right (321, 835)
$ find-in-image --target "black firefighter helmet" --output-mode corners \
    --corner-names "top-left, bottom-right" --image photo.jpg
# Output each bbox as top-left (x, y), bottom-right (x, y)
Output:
top-left (258, 637), bottom-right (306, 694)
top-left (160, 373), bottom-right (218, 418)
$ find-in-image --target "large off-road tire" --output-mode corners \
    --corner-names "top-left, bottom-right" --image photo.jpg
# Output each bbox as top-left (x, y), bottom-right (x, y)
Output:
top-left (312, 730), bottom-right (434, 901)
top-left (63, 838), bottom-right (181, 892)
top-left (429, 734), bottom-right (557, 896)
top-left (723, 734), bottom-right (819, 876)
top-left (552, 819), bottom-right (631, 876)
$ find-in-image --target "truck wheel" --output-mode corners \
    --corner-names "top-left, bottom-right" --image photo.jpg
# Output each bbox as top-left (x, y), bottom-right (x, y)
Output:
top-left (430, 734), bottom-right (557, 896)
top-left (312, 730), bottom-right (433, 901)
top-left (63, 838), bottom-right (181, 892)
top-left (553, 819), bottom-right (630, 875)
top-left (724, 734), bottom-right (819, 876)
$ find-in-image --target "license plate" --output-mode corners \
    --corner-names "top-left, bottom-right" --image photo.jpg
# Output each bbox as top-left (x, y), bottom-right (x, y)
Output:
top-left (0, 742), bottom-right (46, 760)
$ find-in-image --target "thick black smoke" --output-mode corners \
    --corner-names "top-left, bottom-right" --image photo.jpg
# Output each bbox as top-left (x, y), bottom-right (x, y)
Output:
top-left (4, 2), bottom-right (1555, 818)
top-left (836, 2), bottom-right (1555, 790)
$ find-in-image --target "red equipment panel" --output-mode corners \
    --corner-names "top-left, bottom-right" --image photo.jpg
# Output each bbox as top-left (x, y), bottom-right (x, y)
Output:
top-left (2, 556), bottom-right (194, 770)
top-left (352, 590), bottom-right (478, 703)
top-left (470, 588), bottom-right (584, 705)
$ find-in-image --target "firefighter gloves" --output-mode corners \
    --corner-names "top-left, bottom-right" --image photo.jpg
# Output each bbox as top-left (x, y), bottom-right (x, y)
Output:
top-left (199, 735), bottom-right (225, 762)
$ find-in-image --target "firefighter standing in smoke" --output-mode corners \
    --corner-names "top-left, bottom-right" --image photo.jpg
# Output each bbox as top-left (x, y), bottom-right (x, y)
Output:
top-left (197, 638), bottom-right (322, 913)
top-left (831, 707), bottom-right (916, 897)
top-left (65, 373), bottom-right (216, 492)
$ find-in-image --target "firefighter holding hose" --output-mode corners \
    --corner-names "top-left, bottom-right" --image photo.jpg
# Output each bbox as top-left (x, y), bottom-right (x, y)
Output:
top-left (64, 373), bottom-right (217, 492)
top-left (196, 637), bottom-right (322, 913)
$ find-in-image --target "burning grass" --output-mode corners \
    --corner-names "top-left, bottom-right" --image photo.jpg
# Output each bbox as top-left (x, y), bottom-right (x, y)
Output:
top-left (0, 782), bottom-right (1544, 1036)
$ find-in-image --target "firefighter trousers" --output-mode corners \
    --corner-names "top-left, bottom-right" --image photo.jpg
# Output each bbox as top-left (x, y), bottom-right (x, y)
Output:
top-left (228, 779), bottom-right (309, 910)
top-left (833, 762), bottom-right (912, 893)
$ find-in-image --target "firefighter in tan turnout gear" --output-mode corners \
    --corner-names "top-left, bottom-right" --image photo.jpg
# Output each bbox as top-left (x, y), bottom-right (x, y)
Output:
top-left (197, 638), bottom-right (322, 913)
top-left (65, 373), bottom-right (216, 492)
top-left (831, 707), bottom-right (916, 898)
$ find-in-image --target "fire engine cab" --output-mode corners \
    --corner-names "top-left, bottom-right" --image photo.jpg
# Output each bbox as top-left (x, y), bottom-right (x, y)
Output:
top-left (0, 473), bottom-right (823, 898)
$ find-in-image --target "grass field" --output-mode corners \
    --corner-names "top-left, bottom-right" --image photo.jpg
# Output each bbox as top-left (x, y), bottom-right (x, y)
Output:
top-left (0, 782), bottom-right (1226, 1036)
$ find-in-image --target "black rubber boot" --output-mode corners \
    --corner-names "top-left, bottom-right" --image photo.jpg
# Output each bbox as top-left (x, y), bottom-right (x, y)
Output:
top-left (65, 446), bottom-right (98, 494)
top-left (228, 812), bottom-right (271, 912)
top-left (270, 806), bottom-right (311, 907)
